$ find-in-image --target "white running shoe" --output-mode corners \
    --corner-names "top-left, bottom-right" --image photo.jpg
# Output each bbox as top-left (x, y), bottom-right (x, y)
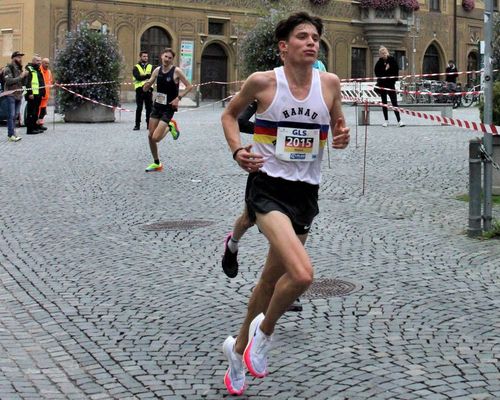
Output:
top-left (243, 313), bottom-right (272, 378)
top-left (399, 121), bottom-right (406, 127)
top-left (382, 121), bottom-right (388, 127)
top-left (222, 336), bottom-right (246, 395)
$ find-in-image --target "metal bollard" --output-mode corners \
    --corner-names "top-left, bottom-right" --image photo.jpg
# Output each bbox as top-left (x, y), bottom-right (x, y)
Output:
top-left (468, 138), bottom-right (483, 237)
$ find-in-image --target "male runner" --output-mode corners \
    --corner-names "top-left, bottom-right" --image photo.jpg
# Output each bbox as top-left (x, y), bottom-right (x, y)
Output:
top-left (221, 57), bottom-right (330, 312)
top-left (143, 48), bottom-right (193, 172)
top-left (220, 12), bottom-right (350, 395)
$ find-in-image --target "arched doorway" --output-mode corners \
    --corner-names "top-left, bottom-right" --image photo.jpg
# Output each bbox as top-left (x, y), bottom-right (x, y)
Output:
top-left (319, 41), bottom-right (329, 71)
top-left (422, 44), bottom-right (441, 75)
top-left (200, 43), bottom-right (228, 100)
top-left (467, 51), bottom-right (479, 87)
top-left (140, 27), bottom-right (172, 68)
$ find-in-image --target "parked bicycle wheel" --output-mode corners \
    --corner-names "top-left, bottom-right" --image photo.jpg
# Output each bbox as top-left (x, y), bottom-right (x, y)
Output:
top-left (418, 90), bottom-right (433, 103)
top-left (461, 91), bottom-right (474, 107)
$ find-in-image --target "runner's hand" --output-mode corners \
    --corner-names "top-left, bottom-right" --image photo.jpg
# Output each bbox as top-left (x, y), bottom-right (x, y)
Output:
top-left (235, 144), bottom-right (264, 173)
top-left (332, 117), bottom-right (350, 149)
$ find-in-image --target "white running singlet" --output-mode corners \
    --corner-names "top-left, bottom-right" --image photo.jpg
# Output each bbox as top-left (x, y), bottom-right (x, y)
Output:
top-left (253, 66), bottom-right (330, 185)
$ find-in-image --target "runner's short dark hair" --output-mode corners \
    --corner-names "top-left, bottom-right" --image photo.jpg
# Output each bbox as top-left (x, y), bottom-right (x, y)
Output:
top-left (162, 48), bottom-right (176, 58)
top-left (274, 12), bottom-right (323, 42)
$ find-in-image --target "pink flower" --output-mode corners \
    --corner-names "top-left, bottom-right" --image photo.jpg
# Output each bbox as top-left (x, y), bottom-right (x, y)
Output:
top-left (359, 0), bottom-right (419, 12)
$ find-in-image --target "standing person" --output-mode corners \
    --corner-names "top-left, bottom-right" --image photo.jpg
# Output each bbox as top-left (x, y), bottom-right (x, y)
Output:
top-left (132, 51), bottom-right (153, 131)
top-left (374, 46), bottom-right (404, 127)
top-left (142, 48), bottom-right (193, 172)
top-left (445, 60), bottom-right (458, 87)
top-left (37, 57), bottom-right (52, 131)
top-left (4, 51), bottom-right (28, 142)
top-left (220, 12), bottom-right (350, 395)
top-left (25, 54), bottom-right (46, 135)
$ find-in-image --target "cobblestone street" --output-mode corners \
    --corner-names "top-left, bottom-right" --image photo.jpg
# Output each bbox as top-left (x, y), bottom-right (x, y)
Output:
top-left (0, 103), bottom-right (499, 400)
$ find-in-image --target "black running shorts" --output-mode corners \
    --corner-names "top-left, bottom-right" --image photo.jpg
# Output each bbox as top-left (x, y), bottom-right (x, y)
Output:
top-left (246, 172), bottom-right (319, 235)
top-left (150, 103), bottom-right (176, 123)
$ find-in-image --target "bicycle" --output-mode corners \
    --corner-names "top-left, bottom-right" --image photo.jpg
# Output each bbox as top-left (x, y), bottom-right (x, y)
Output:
top-left (461, 84), bottom-right (482, 107)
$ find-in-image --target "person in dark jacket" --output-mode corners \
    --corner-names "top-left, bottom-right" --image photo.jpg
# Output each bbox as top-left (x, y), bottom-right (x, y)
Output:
top-left (24, 54), bottom-right (46, 134)
top-left (445, 60), bottom-right (458, 88)
top-left (374, 46), bottom-right (404, 127)
top-left (4, 51), bottom-right (29, 141)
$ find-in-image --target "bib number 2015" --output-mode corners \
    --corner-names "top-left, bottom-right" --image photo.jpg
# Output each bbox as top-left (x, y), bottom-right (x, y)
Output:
top-left (275, 126), bottom-right (320, 162)
top-left (285, 136), bottom-right (313, 150)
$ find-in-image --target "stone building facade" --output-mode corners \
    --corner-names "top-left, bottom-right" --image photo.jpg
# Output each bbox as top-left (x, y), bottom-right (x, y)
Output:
top-left (0, 0), bottom-right (490, 101)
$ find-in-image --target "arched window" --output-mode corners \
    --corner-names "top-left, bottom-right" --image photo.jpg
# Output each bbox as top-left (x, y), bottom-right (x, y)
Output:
top-left (467, 51), bottom-right (479, 87)
top-left (140, 27), bottom-right (171, 68)
top-left (319, 41), bottom-right (329, 71)
top-left (422, 44), bottom-right (440, 75)
top-left (200, 43), bottom-right (227, 100)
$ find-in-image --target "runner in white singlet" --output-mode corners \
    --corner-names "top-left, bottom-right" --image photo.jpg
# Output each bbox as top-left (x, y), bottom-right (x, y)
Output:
top-left (220, 12), bottom-right (350, 396)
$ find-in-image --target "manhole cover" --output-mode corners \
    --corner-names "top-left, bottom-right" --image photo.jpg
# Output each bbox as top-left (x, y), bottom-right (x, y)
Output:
top-left (303, 278), bottom-right (360, 299)
top-left (141, 220), bottom-right (215, 231)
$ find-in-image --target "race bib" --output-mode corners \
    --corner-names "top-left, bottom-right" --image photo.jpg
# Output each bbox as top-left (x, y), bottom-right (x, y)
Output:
top-left (275, 126), bottom-right (320, 162)
top-left (155, 93), bottom-right (168, 105)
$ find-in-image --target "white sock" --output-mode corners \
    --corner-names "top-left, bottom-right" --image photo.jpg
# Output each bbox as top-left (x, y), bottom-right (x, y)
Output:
top-left (228, 237), bottom-right (239, 253)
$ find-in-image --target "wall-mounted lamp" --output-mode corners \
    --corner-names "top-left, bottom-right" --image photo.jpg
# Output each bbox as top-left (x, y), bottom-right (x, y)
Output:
top-left (199, 33), bottom-right (207, 45)
top-left (230, 35), bottom-right (238, 46)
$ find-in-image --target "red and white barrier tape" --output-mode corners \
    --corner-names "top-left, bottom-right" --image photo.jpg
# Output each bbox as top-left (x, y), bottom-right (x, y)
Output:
top-left (343, 96), bottom-right (499, 135)
top-left (373, 85), bottom-right (484, 97)
top-left (340, 68), bottom-right (498, 83)
top-left (57, 84), bottom-right (134, 113)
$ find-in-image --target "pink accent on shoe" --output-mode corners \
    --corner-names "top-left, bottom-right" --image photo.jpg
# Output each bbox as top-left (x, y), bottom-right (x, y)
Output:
top-left (224, 370), bottom-right (246, 395)
top-left (243, 337), bottom-right (269, 378)
top-left (224, 232), bottom-right (233, 251)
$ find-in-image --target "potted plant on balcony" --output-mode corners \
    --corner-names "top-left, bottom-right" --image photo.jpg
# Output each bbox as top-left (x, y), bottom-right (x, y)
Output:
top-left (54, 23), bottom-right (123, 122)
top-left (360, 0), bottom-right (419, 16)
top-left (462, 0), bottom-right (475, 12)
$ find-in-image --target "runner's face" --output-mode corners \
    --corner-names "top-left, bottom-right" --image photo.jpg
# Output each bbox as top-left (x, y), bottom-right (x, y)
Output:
top-left (281, 23), bottom-right (319, 65)
top-left (161, 52), bottom-right (174, 66)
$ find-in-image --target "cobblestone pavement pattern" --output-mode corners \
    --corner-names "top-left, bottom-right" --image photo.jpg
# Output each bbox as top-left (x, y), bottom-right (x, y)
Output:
top-left (0, 103), bottom-right (499, 400)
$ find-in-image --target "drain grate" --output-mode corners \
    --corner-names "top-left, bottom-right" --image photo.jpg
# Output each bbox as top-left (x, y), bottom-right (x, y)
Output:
top-left (303, 278), bottom-right (360, 299)
top-left (141, 220), bottom-right (215, 231)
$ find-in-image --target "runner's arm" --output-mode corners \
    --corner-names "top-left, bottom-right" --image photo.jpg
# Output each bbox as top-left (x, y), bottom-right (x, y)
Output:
top-left (170, 68), bottom-right (193, 107)
top-left (221, 73), bottom-right (265, 171)
top-left (143, 67), bottom-right (159, 92)
top-left (328, 74), bottom-right (350, 149)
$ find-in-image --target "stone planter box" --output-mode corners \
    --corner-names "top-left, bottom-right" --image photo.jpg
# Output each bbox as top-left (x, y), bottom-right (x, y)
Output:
top-left (64, 102), bottom-right (115, 123)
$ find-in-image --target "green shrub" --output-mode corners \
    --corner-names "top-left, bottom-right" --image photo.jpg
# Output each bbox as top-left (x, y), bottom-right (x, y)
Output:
top-left (54, 24), bottom-right (123, 112)
top-left (479, 81), bottom-right (500, 125)
top-left (240, 10), bottom-right (285, 76)
top-left (240, 9), bottom-right (327, 77)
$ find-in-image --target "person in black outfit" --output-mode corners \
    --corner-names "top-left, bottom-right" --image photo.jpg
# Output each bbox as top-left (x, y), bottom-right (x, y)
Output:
top-left (374, 46), bottom-right (404, 127)
top-left (445, 60), bottom-right (459, 89)
top-left (25, 55), bottom-right (46, 135)
top-left (132, 51), bottom-right (153, 130)
top-left (142, 48), bottom-right (193, 172)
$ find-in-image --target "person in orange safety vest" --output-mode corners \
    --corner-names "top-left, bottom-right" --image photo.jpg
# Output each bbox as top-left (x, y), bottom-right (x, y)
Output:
top-left (37, 57), bottom-right (53, 131)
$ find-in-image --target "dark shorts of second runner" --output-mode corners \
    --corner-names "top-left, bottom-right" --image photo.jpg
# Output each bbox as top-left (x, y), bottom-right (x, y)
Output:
top-left (150, 103), bottom-right (176, 123)
top-left (246, 171), bottom-right (319, 235)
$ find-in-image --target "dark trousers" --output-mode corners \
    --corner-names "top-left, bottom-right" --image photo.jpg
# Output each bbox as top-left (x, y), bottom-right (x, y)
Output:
top-left (380, 90), bottom-right (401, 122)
top-left (135, 88), bottom-right (153, 127)
top-left (26, 95), bottom-right (42, 132)
top-left (38, 106), bottom-right (47, 122)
